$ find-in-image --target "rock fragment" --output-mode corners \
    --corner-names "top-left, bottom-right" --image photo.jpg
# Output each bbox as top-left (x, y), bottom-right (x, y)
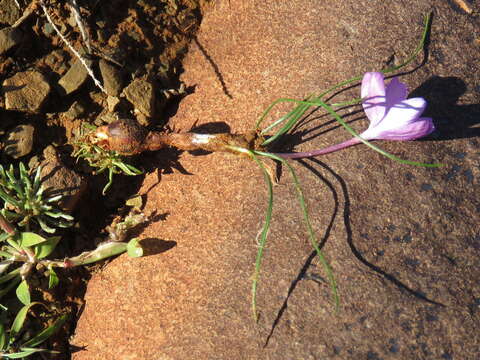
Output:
top-left (0, 27), bottom-right (22, 55)
top-left (99, 59), bottom-right (123, 96)
top-left (106, 96), bottom-right (120, 112)
top-left (4, 124), bottom-right (34, 159)
top-left (3, 71), bottom-right (50, 113)
top-left (123, 78), bottom-right (156, 119)
top-left (64, 101), bottom-right (86, 120)
top-left (40, 146), bottom-right (86, 212)
top-left (58, 58), bottom-right (91, 95)
top-left (0, 0), bottom-right (21, 25)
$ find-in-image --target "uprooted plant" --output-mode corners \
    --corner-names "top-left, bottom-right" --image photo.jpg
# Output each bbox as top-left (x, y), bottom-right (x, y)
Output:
top-left (75, 14), bottom-right (440, 320)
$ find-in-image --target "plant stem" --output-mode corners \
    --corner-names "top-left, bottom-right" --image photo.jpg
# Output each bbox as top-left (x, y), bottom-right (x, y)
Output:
top-left (274, 138), bottom-right (360, 159)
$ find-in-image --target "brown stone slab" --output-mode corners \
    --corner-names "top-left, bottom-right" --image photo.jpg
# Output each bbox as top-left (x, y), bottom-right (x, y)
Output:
top-left (72, 1), bottom-right (479, 359)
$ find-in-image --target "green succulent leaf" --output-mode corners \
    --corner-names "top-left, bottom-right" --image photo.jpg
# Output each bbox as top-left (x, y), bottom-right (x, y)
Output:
top-left (47, 267), bottom-right (59, 289)
top-left (17, 232), bottom-right (47, 247)
top-left (126, 238), bottom-right (143, 258)
top-left (0, 323), bottom-right (7, 351)
top-left (16, 280), bottom-right (30, 306)
top-left (10, 302), bottom-right (42, 340)
top-left (34, 236), bottom-right (61, 259)
top-left (0, 232), bottom-right (11, 243)
top-left (36, 218), bottom-right (56, 234)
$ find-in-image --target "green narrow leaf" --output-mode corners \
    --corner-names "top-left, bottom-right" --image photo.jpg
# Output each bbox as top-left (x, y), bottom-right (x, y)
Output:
top-left (102, 169), bottom-right (114, 195)
top-left (260, 100), bottom-right (312, 145)
top-left (18, 232), bottom-right (47, 247)
top-left (19, 163), bottom-right (32, 193)
top-left (10, 302), bottom-right (42, 340)
top-left (0, 323), bottom-right (7, 351)
top-left (16, 280), bottom-right (30, 306)
top-left (264, 98), bottom-right (442, 167)
top-left (34, 236), bottom-right (61, 259)
top-left (0, 268), bottom-right (21, 285)
top-left (21, 314), bottom-right (67, 348)
top-left (48, 267), bottom-right (59, 289)
top-left (257, 13), bottom-right (432, 142)
top-left (68, 242), bottom-right (127, 266)
top-left (0, 189), bottom-right (20, 209)
top-left (249, 152), bottom-right (274, 322)
top-left (115, 161), bottom-right (142, 176)
top-left (32, 166), bottom-right (42, 193)
top-left (0, 276), bottom-right (21, 300)
top-left (43, 211), bottom-right (73, 221)
top-left (0, 232), bottom-right (11, 243)
top-left (126, 238), bottom-right (143, 258)
top-left (36, 218), bottom-right (56, 234)
top-left (2, 348), bottom-right (47, 358)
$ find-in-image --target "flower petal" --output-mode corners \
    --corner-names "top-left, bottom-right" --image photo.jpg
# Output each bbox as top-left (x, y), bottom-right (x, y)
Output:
top-left (361, 116), bottom-right (434, 141)
top-left (384, 97), bottom-right (427, 125)
top-left (361, 72), bottom-right (387, 127)
top-left (385, 77), bottom-right (408, 109)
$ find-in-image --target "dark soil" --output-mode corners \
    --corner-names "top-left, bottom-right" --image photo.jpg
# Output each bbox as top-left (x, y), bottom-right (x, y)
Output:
top-left (0, 0), bottom-right (209, 358)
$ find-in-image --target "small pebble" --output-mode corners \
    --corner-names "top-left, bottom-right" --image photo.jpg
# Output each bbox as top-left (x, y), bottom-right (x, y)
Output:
top-left (58, 58), bottom-right (92, 95)
top-left (123, 78), bottom-right (156, 119)
top-left (4, 124), bottom-right (35, 159)
top-left (0, 27), bottom-right (22, 55)
top-left (3, 71), bottom-right (51, 113)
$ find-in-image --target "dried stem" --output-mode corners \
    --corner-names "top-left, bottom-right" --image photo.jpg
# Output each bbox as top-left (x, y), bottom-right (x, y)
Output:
top-left (68, 0), bottom-right (92, 53)
top-left (39, 0), bottom-right (107, 94)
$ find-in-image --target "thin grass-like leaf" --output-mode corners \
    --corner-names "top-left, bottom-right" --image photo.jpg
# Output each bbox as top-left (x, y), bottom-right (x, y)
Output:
top-left (272, 98), bottom-right (442, 167)
top-left (260, 101), bottom-right (312, 146)
top-left (36, 218), bottom-right (56, 234)
top-left (257, 13), bottom-right (431, 146)
top-left (255, 151), bottom-right (340, 309)
top-left (43, 211), bottom-right (73, 221)
top-left (248, 151), bottom-right (274, 322)
top-left (114, 161), bottom-right (142, 176)
top-left (0, 189), bottom-right (20, 209)
top-left (6, 166), bottom-right (24, 201)
top-left (102, 170), bottom-right (114, 195)
top-left (32, 166), bottom-right (42, 194)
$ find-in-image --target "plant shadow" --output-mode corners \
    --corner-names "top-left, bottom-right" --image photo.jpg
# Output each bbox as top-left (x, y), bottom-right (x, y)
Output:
top-left (409, 76), bottom-right (480, 141)
top-left (140, 238), bottom-right (177, 257)
top-left (265, 158), bottom-right (445, 346)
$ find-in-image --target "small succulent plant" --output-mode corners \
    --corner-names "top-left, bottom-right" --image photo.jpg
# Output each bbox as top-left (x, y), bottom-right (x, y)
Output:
top-left (0, 163), bottom-right (73, 234)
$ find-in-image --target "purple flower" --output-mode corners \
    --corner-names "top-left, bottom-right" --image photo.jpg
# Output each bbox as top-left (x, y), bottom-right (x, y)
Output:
top-left (277, 72), bottom-right (435, 159)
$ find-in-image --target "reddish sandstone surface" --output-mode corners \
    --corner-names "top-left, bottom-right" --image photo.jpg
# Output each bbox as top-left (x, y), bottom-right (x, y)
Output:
top-left (72, 1), bottom-right (479, 359)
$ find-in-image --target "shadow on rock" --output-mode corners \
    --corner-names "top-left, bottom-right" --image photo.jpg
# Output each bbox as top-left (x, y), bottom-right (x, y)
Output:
top-left (410, 76), bottom-right (480, 141)
top-left (140, 238), bottom-right (176, 257)
top-left (266, 157), bottom-right (445, 346)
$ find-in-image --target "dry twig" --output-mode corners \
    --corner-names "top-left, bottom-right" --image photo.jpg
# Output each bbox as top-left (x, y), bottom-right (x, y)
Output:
top-left (39, 0), bottom-right (107, 94)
